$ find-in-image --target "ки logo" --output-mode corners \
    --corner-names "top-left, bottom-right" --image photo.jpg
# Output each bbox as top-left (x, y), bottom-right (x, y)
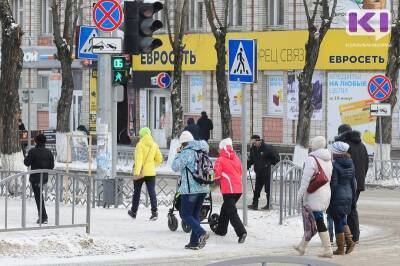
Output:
top-left (346, 9), bottom-right (390, 40)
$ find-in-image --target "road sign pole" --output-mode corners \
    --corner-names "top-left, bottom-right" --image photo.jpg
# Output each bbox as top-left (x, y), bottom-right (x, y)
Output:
top-left (27, 89), bottom-right (31, 151)
top-left (379, 116), bottom-right (383, 178)
top-left (111, 31), bottom-right (118, 201)
top-left (241, 80), bottom-right (248, 226)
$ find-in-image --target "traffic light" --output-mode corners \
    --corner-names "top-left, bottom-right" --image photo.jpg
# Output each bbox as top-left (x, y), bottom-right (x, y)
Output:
top-left (111, 56), bottom-right (130, 85)
top-left (124, 1), bottom-right (164, 55)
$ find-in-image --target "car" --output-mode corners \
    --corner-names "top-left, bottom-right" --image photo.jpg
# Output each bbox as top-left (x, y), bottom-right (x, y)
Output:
top-left (107, 43), bottom-right (117, 50)
top-left (92, 41), bottom-right (105, 50)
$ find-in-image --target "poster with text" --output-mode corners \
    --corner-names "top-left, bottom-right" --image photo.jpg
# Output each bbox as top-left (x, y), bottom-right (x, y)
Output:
top-left (267, 75), bottom-right (284, 115)
top-left (189, 76), bottom-right (204, 113)
top-left (327, 72), bottom-right (380, 154)
top-left (229, 81), bottom-right (242, 114)
top-left (287, 71), bottom-right (324, 120)
top-left (89, 78), bottom-right (97, 134)
top-left (48, 73), bottom-right (62, 129)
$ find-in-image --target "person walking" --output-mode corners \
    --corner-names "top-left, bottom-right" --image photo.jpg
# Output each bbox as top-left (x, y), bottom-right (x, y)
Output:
top-left (213, 138), bottom-right (247, 243)
top-left (327, 141), bottom-right (356, 255)
top-left (335, 124), bottom-right (369, 243)
top-left (128, 127), bottom-right (163, 221)
top-left (294, 136), bottom-right (333, 258)
top-left (197, 111), bottom-right (213, 142)
top-left (184, 118), bottom-right (200, 140)
top-left (172, 131), bottom-right (210, 250)
top-left (24, 134), bottom-right (54, 224)
top-left (247, 135), bottom-right (280, 210)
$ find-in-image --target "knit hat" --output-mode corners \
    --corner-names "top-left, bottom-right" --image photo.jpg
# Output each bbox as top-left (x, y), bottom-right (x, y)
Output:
top-left (139, 127), bottom-right (151, 138)
top-left (338, 124), bottom-right (352, 135)
top-left (310, 136), bottom-right (326, 151)
top-left (179, 131), bottom-right (194, 144)
top-left (329, 141), bottom-right (350, 154)
top-left (34, 134), bottom-right (47, 144)
top-left (219, 138), bottom-right (233, 150)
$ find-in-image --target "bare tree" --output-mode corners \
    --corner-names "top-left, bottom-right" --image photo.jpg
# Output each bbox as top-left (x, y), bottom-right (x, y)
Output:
top-left (165, 0), bottom-right (188, 138)
top-left (293, 0), bottom-right (337, 166)
top-left (0, 0), bottom-right (26, 171)
top-left (52, 0), bottom-right (82, 161)
top-left (204, 0), bottom-right (232, 138)
top-left (375, 6), bottom-right (400, 161)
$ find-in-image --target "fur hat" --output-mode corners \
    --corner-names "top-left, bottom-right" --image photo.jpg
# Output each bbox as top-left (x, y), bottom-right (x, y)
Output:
top-left (35, 134), bottom-right (47, 144)
top-left (338, 124), bottom-right (352, 135)
top-left (310, 136), bottom-right (326, 151)
top-left (329, 141), bottom-right (350, 154)
top-left (219, 138), bottom-right (233, 150)
top-left (139, 127), bottom-right (151, 138)
top-left (179, 131), bottom-right (194, 144)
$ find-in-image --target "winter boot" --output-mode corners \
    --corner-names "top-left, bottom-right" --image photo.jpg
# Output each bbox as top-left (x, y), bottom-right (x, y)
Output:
top-left (128, 210), bottom-right (136, 219)
top-left (333, 233), bottom-right (345, 255)
top-left (293, 237), bottom-right (309, 256)
top-left (318, 231), bottom-right (333, 258)
top-left (238, 233), bottom-right (247, 244)
top-left (149, 211), bottom-right (158, 221)
top-left (248, 200), bottom-right (258, 210)
top-left (344, 225), bottom-right (355, 254)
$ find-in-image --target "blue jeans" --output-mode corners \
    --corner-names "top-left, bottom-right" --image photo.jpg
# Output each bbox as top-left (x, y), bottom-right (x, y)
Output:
top-left (131, 176), bottom-right (157, 213)
top-left (327, 214), bottom-right (334, 241)
top-left (180, 193), bottom-right (207, 245)
top-left (333, 214), bottom-right (347, 234)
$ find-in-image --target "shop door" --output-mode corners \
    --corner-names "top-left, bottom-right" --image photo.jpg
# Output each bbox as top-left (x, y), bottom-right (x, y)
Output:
top-left (150, 92), bottom-right (168, 148)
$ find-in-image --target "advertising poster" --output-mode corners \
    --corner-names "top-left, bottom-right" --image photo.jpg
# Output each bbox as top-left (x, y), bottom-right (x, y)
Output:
top-left (331, 0), bottom-right (391, 28)
top-left (189, 76), bottom-right (204, 113)
top-left (229, 81), bottom-right (242, 114)
top-left (89, 78), bottom-right (97, 134)
top-left (139, 90), bottom-right (147, 129)
top-left (267, 75), bottom-right (284, 115)
top-left (48, 73), bottom-right (62, 129)
top-left (287, 71), bottom-right (324, 120)
top-left (327, 72), bottom-right (380, 154)
top-left (127, 88), bottom-right (136, 137)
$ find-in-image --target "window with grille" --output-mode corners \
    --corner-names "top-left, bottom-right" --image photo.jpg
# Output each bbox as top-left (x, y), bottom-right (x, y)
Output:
top-left (189, 0), bottom-right (204, 29)
top-left (267, 0), bottom-right (284, 27)
top-left (228, 0), bottom-right (243, 27)
top-left (41, 0), bottom-right (53, 34)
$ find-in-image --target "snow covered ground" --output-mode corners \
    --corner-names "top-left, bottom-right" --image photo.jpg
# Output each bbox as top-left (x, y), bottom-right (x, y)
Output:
top-left (0, 198), bottom-right (380, 265)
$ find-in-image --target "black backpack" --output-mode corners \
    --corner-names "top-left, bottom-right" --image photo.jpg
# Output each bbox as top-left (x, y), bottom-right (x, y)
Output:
top-left (186, 150), bottom-right (214, 184)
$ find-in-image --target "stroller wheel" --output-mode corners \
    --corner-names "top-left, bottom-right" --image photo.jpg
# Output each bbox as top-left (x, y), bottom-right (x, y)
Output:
top-left (209, 213), bottom-right (219, 232)
top-left (181, 220), bottom-right (192, 233)
top-left (168, 213), bottom-right (178, 231)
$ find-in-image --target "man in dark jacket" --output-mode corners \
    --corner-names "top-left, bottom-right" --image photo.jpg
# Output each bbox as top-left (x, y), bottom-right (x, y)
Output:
top-left (247, 135), bottom-right (280, 210)
top-left (184, 118), bottom-right (200, 140)
top-left (334, 124), bottom-right (369, 243)
top-left (24, 134), bottom-right (55, 224)
top-left (197, 111), bottom-right (213, 142)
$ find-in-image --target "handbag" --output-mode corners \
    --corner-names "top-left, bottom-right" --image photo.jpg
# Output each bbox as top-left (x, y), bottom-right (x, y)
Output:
top-left (133, 144), bottom-right (154, 181)
top-left (307, 155), bottom-right (329, 193)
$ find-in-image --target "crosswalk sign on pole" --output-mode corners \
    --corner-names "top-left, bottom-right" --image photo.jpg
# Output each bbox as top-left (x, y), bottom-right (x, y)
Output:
top-left (228, 39), bottom-right (257, 83)
top-left (76, 26), bottom-right (99, 60)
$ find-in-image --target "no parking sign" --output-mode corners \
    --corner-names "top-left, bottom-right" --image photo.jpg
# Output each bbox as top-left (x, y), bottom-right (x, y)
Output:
top-left (368, 75), bottom-right (392, 101)
top-left (92, 0), bottom-right (123, 32)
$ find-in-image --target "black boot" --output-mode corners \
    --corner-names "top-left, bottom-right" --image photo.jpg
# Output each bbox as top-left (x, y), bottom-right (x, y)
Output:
top-left (149, 211), bottom-right (158, 221)
top-left (248, 201), bottom-right (258, 210)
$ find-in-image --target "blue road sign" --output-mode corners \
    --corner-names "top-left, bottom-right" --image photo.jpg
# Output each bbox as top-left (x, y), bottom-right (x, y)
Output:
top-left (77, 26), bottom-right (99, 60)
top-left (228, 39), bottom-right (257, 83)
top-left (368, 75), bottom-right (392, 101)
top-left (93, 0), bottom-right (123, 32)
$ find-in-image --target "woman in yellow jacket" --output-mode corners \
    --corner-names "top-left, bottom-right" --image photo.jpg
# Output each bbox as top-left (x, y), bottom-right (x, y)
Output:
top-left (128, 127), bottom-right (163, 221)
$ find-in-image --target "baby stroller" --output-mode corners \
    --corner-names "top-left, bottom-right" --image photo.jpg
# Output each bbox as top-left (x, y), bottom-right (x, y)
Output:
top-left (167, 192), bottom-right (220, 233)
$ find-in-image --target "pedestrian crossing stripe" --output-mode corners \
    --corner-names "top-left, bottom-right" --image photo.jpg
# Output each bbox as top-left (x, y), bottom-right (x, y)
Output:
top-left (229, 42), bottom-right (252, 76)
top-left (80, 29), bottom-right (98, 54)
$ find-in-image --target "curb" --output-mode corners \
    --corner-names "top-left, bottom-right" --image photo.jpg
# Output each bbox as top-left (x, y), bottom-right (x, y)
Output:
top-left (366, 184), bottom-right (400, 190)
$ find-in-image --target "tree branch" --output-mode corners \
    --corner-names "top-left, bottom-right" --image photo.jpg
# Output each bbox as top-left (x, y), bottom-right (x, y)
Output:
top-left (204, 0), bottom-right (218, 37)
top-left (177, 0), bottom-right (188, 47)
top-left (164, 0), bottom-right (174, 47)
top-left (223, 0), bottom-right (229, 29)
top-left (63, 0), bottom-right (73, 43)
top-left (303, 0), bottom-right (312, 27)
top-left (52, 0), bottom-right (63, 49)
top-left (311, 0), bottom-right (320, 25)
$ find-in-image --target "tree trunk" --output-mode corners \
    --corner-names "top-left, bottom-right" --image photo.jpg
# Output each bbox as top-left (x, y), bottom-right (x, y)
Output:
top-left (374, 22), bottom-right (400, 162)
top-left (56, 57), bottom-right (75, 132)
top-left (170, 44), bottom-right (185, 138)
top-left (0, 2), bottom-right (27, 171)
top-left (215, 32), bottom-right (232, 139)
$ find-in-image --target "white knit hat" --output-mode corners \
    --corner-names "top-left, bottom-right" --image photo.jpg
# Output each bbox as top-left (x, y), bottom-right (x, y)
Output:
top-left (310, 136), bottom-right (326, 151)
top-left (219, 138), bottom-right (233, 150)
top-left (329, 141), bottom-right (350, 154)
top-left (179, 131), bottom-right (194, 144)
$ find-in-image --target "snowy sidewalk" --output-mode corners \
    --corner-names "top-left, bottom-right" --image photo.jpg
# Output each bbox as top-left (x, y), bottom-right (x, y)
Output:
top-left (0, 198), bottom-right (380, 266)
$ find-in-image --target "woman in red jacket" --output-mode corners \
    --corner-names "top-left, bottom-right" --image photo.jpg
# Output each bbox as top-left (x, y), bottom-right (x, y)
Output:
top-left (213, 138), bottom-right (247, 243)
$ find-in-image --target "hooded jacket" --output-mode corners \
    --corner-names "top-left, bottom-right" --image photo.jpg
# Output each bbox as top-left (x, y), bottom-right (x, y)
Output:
top-left (335, 130), bottom-right (369, 191)
top-left (197, 114), bottom-right (213, 141)
top-left (24, 144), bottom-right (54, 184)
top-left (327, 156), bottom-right (357, 216)
top-left (133, 134), bottom-right (163, 177)
top-left (297, 149), bottom-right (333, 212)
top-left (248, 141), bottom-right (280, 177)
top-left (172, 140), bottom-right (210, 194)
top-left (214, 145), bottom-right (243, 194)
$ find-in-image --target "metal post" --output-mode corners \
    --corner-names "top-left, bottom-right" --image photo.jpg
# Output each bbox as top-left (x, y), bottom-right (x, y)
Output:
top-left (72, 177), bottom-right (76, 224)
top-left (379, 116), bottom-right (383, 179)
top-left (39, 173), bottom-right (43, 226)
top-left (279, 164), bottom-right (284, 225)
top-left (21, 174), bottom-right (26, 228)
top-left (86, 176), bottom-right (91, 234)
top-left (112, 84), bottom-right (118, 207)
top-left (5, 182), bottom-right (8, 229)
top-left (27, 89), bottom-right (31, 150)
top-left (55, 173), bottom-right (60, 226)
top-left (288, 170), bottom-right (293, 216)
top-left (241, 81), bottom-right (248, 226)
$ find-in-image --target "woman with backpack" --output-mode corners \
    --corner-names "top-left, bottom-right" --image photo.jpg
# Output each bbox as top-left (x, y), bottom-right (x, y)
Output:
top-left (128, 127), bottom-right (163, 221)
top-left (327, 141), bottom-right (356, 255)
top-left (294, 136), bottom-right (333, 258)
top-left (213, 138), bottom-right (247, 243)
top-left (172, 131), bottom-right (210, 250)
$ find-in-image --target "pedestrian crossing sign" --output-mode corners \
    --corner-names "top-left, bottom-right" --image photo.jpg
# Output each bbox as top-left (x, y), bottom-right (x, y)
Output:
top-left (228, 39), bottom-right (257, 83)
top-left (76, 26), bottom-right (99, 60)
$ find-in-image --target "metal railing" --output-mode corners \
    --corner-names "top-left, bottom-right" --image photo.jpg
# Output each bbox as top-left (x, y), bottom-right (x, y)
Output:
top-left (206, 256), bottom-right (340, 266)
top-left (0, 169), bottom-right (91, 234)
top-left (367, 159), bottom-right (400, 181)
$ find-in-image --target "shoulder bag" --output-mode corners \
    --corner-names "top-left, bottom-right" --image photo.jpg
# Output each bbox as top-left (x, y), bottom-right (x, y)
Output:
top-left (307, 155), bottom-right (329, 193)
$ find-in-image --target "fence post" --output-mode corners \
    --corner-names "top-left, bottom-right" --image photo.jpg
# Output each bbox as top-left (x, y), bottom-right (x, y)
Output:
top-left (21, 174), bottom-right (27, 228)
top-left (72, 177), bottom-right (76, 224)
top-left (92, 177), bottom-right (96, 208)
top-left (86, 176), bottom-right (91, 234)
top-left (114, 177), bottom-right (119, 208)
top-left (55, 173), bottom-right (60, 226)
top-left (279, 163), bottom-right (284, 225)
top-left (39, 173), bottom-right (43, 226)
top-left (288, 170), bottom-right (293, 216)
